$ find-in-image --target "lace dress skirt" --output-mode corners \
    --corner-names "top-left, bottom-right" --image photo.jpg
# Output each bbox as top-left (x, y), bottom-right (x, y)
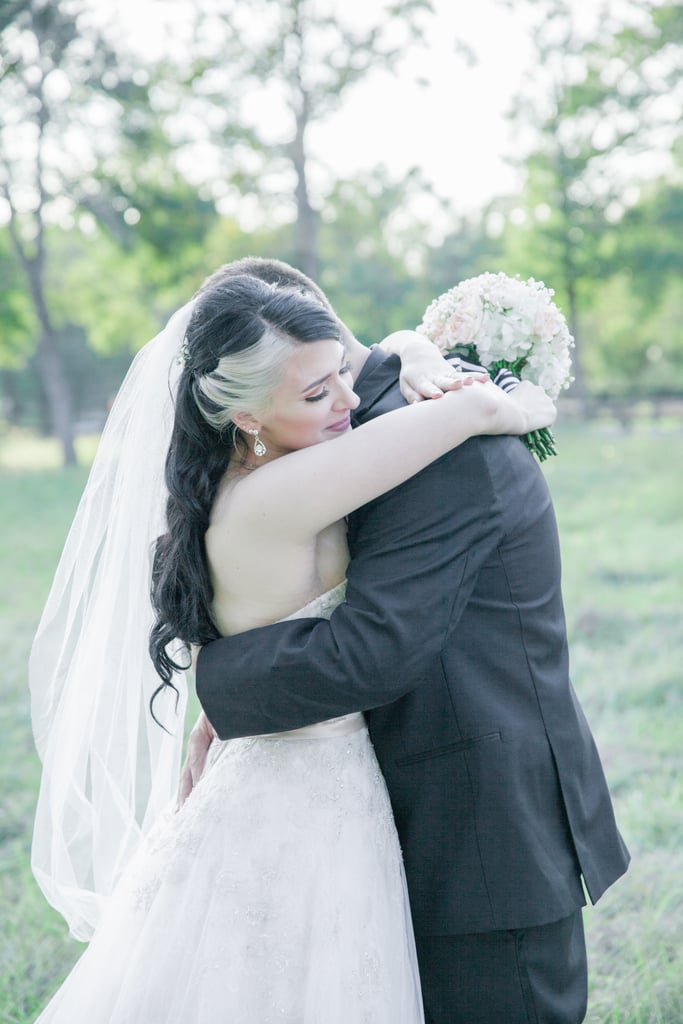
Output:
top-left (35, 715), bottom-right (424, 1023)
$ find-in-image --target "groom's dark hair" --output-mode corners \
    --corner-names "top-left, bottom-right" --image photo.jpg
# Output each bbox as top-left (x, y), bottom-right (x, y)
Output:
top-left (199, 257), bottom-right (357, 347)
top-left (200, 256), bottom-right (332, 310)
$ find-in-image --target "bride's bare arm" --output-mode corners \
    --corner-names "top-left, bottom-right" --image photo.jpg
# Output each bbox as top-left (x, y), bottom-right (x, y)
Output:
top-left (214, 379), bottom-right (555, 544)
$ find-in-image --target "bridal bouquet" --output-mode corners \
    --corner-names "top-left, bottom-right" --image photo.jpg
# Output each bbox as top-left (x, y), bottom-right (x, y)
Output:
top-left (417, 272), bottom-right (574, 461)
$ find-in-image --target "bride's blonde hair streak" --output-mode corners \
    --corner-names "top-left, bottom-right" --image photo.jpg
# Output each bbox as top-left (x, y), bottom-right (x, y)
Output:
top-left (191, 325), bottom-right (296, 433)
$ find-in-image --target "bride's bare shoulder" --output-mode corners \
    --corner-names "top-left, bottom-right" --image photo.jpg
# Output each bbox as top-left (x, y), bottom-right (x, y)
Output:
top-left (205, 468), bottom-right (316, 602)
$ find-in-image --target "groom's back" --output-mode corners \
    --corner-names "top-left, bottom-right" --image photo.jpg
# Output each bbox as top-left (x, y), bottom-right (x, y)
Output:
top-left (353, 428), bottom-right (629, 936)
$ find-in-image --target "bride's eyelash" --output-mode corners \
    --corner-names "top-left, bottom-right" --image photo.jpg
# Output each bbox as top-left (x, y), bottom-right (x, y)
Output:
top-left (305, 362), bottom-right (352, 403)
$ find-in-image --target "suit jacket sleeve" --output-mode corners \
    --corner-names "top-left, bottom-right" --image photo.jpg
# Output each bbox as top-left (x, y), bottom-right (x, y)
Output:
top-left (196, 435), bottom-right (508, 739)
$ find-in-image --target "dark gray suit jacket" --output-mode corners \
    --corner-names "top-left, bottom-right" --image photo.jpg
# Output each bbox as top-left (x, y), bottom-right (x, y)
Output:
top-left (196, 348), bottom-right (630, 935)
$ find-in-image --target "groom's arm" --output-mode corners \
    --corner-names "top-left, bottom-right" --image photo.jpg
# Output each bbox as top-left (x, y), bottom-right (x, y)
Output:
top-left (196, 435), bottom-right (507, 739)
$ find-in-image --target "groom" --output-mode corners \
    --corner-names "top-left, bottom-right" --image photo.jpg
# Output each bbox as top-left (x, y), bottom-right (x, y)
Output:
top-left (189, 257), bottom-right (629, 1023)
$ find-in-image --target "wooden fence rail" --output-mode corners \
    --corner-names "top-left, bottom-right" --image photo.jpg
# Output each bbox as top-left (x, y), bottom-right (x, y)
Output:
top-left (558, 395), bottom-right (683, 428)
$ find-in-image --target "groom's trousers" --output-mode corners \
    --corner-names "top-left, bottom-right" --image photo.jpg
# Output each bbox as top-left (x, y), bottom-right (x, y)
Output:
top-left (415, 909), bottom-right (587, 1024)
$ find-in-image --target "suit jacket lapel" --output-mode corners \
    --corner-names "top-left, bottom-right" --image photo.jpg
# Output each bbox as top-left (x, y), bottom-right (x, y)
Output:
top-left (352, 348), bottom-right (402, 426)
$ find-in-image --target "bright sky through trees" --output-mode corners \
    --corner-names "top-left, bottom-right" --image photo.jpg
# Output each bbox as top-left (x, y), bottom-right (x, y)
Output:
top-left (0, 0), bottom-right (665, 231)
top-left (79, 0), bottom-right (536, 212)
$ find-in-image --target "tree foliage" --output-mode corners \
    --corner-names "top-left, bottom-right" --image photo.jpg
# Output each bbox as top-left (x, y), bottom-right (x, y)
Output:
top-left (0, 0), bottom-right (160, 461)
top-left (173, 0), bottom-right (433, 278)
top-left (1, 0), bottom-right (681, 449)
top-left (492, 0), bottom-right (683, 396)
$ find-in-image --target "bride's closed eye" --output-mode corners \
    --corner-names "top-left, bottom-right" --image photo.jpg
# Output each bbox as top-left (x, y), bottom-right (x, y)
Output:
top-left (305, 362), bottom-right (353, 402)
top-left (306, 389), bottom-right (330, 403)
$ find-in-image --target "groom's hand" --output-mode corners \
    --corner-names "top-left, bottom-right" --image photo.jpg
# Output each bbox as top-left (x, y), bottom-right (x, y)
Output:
top-left (176, 710), bottom-right (217, 809)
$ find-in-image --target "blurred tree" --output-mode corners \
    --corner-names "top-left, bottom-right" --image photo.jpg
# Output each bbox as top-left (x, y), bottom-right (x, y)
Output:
top-left (318, 168), bottom-right (428, 341)
top-left (422, 206), bottom-right (505, 300)
top-left (0, 0), bottom-right (159, 463)
top-left (618, 182), bottom-right (683, 298)
top-left (583, 178), bottom-right (683, 394)
top-left (0, 227), bottom-right (37, 426)
top-left (180, 0), bottom-right (433, 281)
top-left (495, 2), bottom-right (621, 395)
top-left (0, 1), bottom-right (222, 460)
top-left (69, 53), bottom-right (220, 297)
top-left (0, 210), bottom-right (257, 435)
top-left (0, 229), bottom-right (36, 368)
top-left (585, 1), bottom-right (683, 182)
top-left (315, 166), bottom-right (491, 342)
top-left (496, 0), bottom-right (683, 397)
top-left (581, 273), bottom-right (683, 396)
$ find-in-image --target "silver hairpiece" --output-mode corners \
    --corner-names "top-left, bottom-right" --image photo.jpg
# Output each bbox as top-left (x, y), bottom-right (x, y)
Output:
top-left (176, 339), bottom-right (191, 367)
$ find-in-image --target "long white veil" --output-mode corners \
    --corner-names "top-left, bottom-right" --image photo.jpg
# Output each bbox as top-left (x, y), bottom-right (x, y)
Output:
top-left (29, 301), bottom-right (194, 941)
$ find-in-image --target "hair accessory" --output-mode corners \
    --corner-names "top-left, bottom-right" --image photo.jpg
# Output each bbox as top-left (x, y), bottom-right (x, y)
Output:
top-left (176, 338), bottom-right (191, 367)
top-left (248, 429), bottom-right (267, 457)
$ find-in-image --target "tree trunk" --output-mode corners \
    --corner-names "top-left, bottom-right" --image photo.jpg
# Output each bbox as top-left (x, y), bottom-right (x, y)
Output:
top-left (36, 324), bottom-right (77, 464)
top-left (3, 61), bottom-right (77, 466)
top-left (5, 205), bottom-right (76, 463)
top-left (8, 220), bottom-right (77, 464)
top-left (565, 276), bottom-right (586, 398)
top-left (0, 370), bottom-right (21, 425)
top-left (23, 258), bottom-right (77, 465)
top-left (291, 105), bottom-right (319, 282)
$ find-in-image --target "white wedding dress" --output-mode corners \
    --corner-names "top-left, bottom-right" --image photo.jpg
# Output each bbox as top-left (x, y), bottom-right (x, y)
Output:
top-left (35, 583), bottom-right (424, 1024)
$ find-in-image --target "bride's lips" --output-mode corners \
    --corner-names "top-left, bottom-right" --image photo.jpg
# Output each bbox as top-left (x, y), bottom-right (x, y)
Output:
top-left (326, 415), bottom-right (351, 433)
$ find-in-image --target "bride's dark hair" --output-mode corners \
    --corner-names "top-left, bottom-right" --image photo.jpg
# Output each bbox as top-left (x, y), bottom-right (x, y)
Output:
top-left (149, 273), bottom-right (340, 719)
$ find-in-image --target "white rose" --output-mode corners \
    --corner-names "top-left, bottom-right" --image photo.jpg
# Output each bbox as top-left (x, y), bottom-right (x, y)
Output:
top-left (444, 288), bottom-right (484, 347)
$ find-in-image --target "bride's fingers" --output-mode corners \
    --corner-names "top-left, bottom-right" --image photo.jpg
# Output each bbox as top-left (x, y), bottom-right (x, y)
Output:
top-left (189, 746), bottom-right (208, 786)
top-left (401, 368), bottom-right (489, 403)
top-left (419, 371), bottom-right (487, 395)
top-left (421, 368), bottom-right (487, 394)
top-left (437, 373), bottom-right (471, 392)
top-left (439, 379), bottom-right (463, 392)
top-left (403, 378), bottom-right (455, 402)
top-left (176, 765), bottom-right (192, 810)
top-left (419, 378), bottom-right (446, 398)
top-left (399, 379), bottom-right (425, 404)
top-left (460, 372), bottom-right (489, 386)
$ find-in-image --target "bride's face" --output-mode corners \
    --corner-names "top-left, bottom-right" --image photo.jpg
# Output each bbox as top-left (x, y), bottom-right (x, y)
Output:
top-left (254, 339), bottom-right (359, 456)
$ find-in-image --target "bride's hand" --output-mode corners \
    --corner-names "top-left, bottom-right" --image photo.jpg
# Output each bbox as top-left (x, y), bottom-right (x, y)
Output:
top-left (402, 354), bottom-right (489, 405)
top-left (176, 711), bottom-right (217, 810)
top-left (378, 329), bottom-right (488, 403)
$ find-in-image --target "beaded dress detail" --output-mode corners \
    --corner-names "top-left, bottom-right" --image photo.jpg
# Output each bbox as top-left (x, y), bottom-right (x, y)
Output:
top-left (34, 583), bottom-right (424, 1024)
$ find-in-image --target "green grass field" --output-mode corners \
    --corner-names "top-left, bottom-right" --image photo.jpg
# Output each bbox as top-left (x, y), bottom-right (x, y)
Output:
top-left (1, 422), bottom-right (681, 1023)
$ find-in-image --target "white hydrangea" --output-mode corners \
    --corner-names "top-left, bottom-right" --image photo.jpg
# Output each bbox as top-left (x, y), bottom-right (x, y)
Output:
top-left (417, 272), bottom-right (574, 400)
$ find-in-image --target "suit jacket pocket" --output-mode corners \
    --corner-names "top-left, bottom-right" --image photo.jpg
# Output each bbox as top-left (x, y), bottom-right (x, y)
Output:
top-left (394, 730), bottom-right (501, 767)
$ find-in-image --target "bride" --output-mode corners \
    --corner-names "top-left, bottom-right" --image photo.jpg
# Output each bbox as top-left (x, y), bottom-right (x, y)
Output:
top-left (29, 268), bottom-right (555, 1023)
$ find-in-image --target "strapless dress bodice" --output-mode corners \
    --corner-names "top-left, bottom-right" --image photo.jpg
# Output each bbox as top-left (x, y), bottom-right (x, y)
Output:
top-left (285, 580), bottom-right (348, 623)
top-left (260, 581), bottom-right (365, 740)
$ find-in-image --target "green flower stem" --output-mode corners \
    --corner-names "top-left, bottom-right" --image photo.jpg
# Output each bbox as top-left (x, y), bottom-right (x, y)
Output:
top-left (522, 427), bottom-right (557, 462)
top-left (490, 357), bottom-right (528, 377)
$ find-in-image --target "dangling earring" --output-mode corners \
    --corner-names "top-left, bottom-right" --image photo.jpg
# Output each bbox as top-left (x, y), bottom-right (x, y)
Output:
top-left (248, 429), bottom-right (267, 457)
